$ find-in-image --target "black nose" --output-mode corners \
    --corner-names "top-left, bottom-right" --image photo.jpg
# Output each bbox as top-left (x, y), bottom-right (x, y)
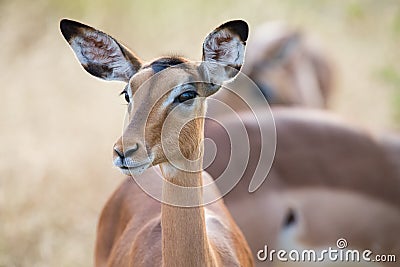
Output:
top-left (114, 143), bottom-right (140, 160)
top-left (123, 143), bottom-right (140, 158)
top-left (114, 146), bottom-right (124, 158)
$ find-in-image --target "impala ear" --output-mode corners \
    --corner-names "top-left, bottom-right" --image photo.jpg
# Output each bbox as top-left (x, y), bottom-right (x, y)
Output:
top-left (200, 20), bottom-right (248, 93)
top-left (60, 19), bottom-right (142, 83)
top-left (272, 31), bottom-right (302, 62)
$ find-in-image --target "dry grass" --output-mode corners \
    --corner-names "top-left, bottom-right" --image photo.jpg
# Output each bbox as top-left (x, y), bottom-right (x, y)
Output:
top-left (1, 0), bottom-right (399, 266)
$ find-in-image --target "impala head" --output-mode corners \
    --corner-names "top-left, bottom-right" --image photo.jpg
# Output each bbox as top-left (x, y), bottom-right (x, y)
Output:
top-left (244, 22), bottom-right (332, 108)
top-left (60, 19), bottom-right (248, 176)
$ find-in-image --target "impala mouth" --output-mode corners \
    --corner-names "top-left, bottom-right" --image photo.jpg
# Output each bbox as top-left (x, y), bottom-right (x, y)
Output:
top-left (114, 159), bottom-right (152, 176)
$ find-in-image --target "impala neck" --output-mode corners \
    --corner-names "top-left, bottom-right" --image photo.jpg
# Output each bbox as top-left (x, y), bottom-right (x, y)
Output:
top-left (159, 119), bottom-right (215, 267)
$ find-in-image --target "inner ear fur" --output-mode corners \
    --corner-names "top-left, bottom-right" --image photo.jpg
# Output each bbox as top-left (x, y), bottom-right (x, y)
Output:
top-left (60, 19), bottom-right (142, 82)
top-left (201, 20), bottom-right (249, 89)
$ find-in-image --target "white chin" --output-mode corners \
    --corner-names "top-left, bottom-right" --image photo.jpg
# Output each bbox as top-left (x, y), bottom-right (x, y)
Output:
top-left (119, 165), bottom-right (150, 176)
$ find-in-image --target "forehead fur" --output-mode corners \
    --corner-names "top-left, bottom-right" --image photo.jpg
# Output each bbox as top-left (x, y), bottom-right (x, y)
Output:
top-left (129, 58), bottom-right (201, 99)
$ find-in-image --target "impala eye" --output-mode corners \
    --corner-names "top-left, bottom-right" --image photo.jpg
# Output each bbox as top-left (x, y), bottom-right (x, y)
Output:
top-left (175, 91), bottom-right (197, 104)
top-left (120, 90), bottom-right (130, 103)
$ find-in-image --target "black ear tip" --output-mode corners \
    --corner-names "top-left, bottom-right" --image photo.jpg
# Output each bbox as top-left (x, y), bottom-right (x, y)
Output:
top-left (60, 19), bottom-right (77, 42)
top-left (60, 18), bottom-right (88, 42)
top-left (219, 20), bottom-right (249, 42)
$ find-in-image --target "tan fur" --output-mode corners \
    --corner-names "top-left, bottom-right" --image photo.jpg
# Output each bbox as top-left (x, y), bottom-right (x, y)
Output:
top-left (205, 108), bottom-right (400, 267)
top-left (105, 64), bottom-right (253, 266)
top-left (95, 168), bottom-right (253, 267)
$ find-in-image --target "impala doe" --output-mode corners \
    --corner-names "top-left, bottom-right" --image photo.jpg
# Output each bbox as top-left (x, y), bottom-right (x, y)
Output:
top-left (216, 21), bottom-right (334, 110)
top-left (60, 19), bottom-right (254, 267)
top-left (205, 108), bottom-right (400, 267)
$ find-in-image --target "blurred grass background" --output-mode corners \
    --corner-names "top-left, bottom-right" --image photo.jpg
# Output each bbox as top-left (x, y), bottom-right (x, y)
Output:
top-left (0, 0), bottom-right (399, 266)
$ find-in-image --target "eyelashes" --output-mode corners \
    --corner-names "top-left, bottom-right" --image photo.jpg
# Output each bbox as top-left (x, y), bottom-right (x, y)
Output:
top-left (120, 85), bottom-right (130, 103)
top-left (174, 91), bottom-right (198, 104)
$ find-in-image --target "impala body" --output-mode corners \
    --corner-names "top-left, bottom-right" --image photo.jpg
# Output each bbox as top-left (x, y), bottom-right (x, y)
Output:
top-left (205, 108), bottom-right (400, 267)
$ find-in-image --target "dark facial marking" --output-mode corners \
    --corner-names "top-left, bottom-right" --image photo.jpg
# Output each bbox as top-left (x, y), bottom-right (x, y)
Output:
top-left (283, 209), bottom-right (296, 227)
top-left (255, 81), bottom-right (276, 103)
top-left (148, 57), bottom-right (187, 74)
